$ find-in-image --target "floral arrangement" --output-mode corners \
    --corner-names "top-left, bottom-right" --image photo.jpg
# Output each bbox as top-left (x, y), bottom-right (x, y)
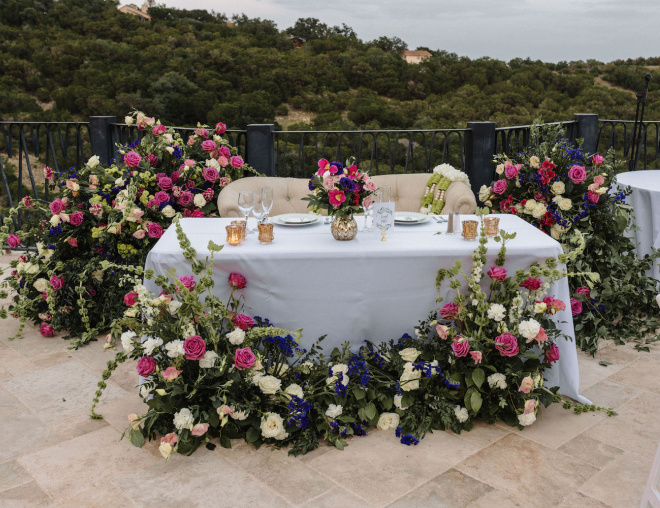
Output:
top-left (91, 213), bottom-right (611, 460)
top-left (0, 111), bottom-right (258, 346)
top-left (479, 123), bottom-right (660, 353)
top-left (419, 163), bottom-right (471, 215)
top-left (303, 159), bottom-right (376, 218)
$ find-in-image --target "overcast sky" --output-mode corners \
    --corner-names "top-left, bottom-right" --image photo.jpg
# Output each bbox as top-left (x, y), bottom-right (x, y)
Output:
top-left (159, 0), bottom-right (659, 63)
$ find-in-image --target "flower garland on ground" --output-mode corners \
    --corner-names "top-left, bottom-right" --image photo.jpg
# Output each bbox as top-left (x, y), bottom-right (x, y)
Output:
top-left (479, 123), bottom-right (660, 353)
top-left (0, 111), bottom-right (259, 347)
top-left (420, 164), bottom-right (471, 214)
top-left (91, 213), bottom-right (612, 460)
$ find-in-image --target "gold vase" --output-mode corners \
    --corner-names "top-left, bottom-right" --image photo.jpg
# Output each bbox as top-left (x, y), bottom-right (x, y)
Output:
top-left (331, 215), bottom-right (358, 241)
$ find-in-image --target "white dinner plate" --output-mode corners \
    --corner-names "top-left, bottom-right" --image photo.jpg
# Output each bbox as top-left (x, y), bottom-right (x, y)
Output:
top-left (271, 214), bottom-right (321, 226)
top-left (394, 212), bottom-right (430, 224)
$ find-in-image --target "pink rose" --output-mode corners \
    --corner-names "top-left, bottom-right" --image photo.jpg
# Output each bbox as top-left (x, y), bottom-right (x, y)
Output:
top-left (201, 140), bottom-right (217, 153)
top-left (218, 156), bottom-right (229, 168)
top-left (592, 154), bottom-right (604, 167)
top-left (215, 122), bottom-right (227, 134)
top-left (228, 273), bottom-right (247, 289)
top-left (162, 366), bottom-right (182, 381)
top-left (69, 212), bottom-right (84, 226)
top-left (50, 275), bottom-right (64, 290)
top-left (523, 399), bottom-right (536, 414)
top-left (191, 423), bottom-right (209, 437)
top-left (365, 180), bottom-right (377, 192)
top-left (178, 275), bottom-right (196, 291)
top-left (230, 156), bottom-right (244, 169)
top-left (184, 335), bottom-right (206, 360)
top-left (219, 146), bottom-right (231, 158)
top-left (202, 167), bottom-right (219, 183)
top-left (504, 163), bottom-right (519, 179)
top-left (439, 302), bottom-right (459, 320)
top-left (161, 433), bottom-right (178, 445)
top-left (436, 324), bottom-right (448, 339)
top-left (570, 298), bottom-right (582, 316)
top-left (546, 343), bottom-right (560, 364)
top-left (178, 191), bottom-right (193, 207)
top-left (133, 230), bottom-right (146, 239)
top-left (67, 237), bottom-right (78, 247)
top-left (49, 199), bottom-right (65, 215)
top-left (124, 291), bottom-right (138, 307)
top-left (495, 333), bottom-right (519, 357)
top-left (518, 376), bottom-right (534, 394)
top-left (451, 337), bottom-right (470, 357)
top-left (158, 177), bottom-right (173, 191)
top-left (155, 191), bottom-right (170, 204)
top-left (124, 151), bottom-right (142, 168)
top-left (190, 209), bottom-right (204, 218)
top-left (152, 124), bottom-right (166, 136)
top-left (567, 165), bottom-right (586, 184)
top-left (147, 223), bottom-right (163, 239)
top-left (22, 196), bottom-right (32, 207)
top-left (7, 234), bottom-right (21, 248)
top-left (487, 266), bottom-right (507, 281)
top-left (470, 351), bottom-right (482, 365)
top-left (520, 277), bottom-right (542, 291)
top-left (137, 356), bottom-right (156, 377)
top-left (170, 170), bottom-right (180, 182)
top-left (575, 286), bottom-right (591, 299)
top-left (39, 322), bottom-right (55, 337)
top-left (233, 314), bottom-right (255, 330)
top-left (202, 188), bottom-right (215, 202)
top-left (146, 154), bottom-right (159, 167)
top-left (588, 191), bottom-right (600, 203)
top-left (593, 175), bottom-right (605, 186)
top-left (493, 179), bottom-right (507, 195)
top-left (234, 346), bottom-right (256, 370)
top-left (195, 128), bottom-right (209, 139)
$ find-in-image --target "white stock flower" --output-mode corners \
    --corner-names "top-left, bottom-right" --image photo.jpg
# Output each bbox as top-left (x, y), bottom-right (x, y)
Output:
top-left (33, 278), bottom-right (49, 292)
top-left (551, 181), bottom-right (565, 194)
top-left (143, 337), bottom-right (163, 356)
top-left (193, 193), bottom-right (207, 208)
top-left (173, 408), bottom-right (194, 430)
top-left (487, 373), bottom-right (507, 390)
top-left (258, 375), bottom-right (282, 395)
top-left (487, 303), bottom-right (506, 322)
top-left (226, 328), bottom-right (245, 345)
top-left (518, 319), bottom-right (541, 340)
top-left (377, 412), bottom-right (400, 431)
top-left (260, 412), bottom-right (288, 440)
top-left (393, 394), bottom-right (409, 410)
top-left (454, 405), bottom-right (469, 423)
top-left (325, 404), bottom-right (343, 419)
top-left (162, 205), bottom-right (176, 218)
top-left (284, 383), bottom-right (304, 399)
top-left (121, 330), bottom-right (137, 353)
top-left (518, 412), bottom-right (537, 426)
top-left (199, 351), bottom-right (219, 368)
top-left (87, 155), bottom-right (100, 168)
top-left (399, 348), bottom-right (421, 362)
top-left (164, 339), bottom-right (185, 358)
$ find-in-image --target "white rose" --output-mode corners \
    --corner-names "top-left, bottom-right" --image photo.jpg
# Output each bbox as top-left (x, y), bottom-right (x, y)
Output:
top-left (173, 408), bottom-right (194, 430)
top-left (226, 328), bottom-right (245, 345)
top-left (252, 372), bottom-right (265, 386)
top-left (231, 410), bottom-right (248, 420)
top-left (400, 364), bottom-right (421, 391)
top-left (518, 412), bottom-right (536, 426)
top-left (532, 202), bottom-right (546, 219)
top-left (326, 375), bottom-right (350, 386)
top-left (454, 405), bottom-right (469, 423)
top-left (49, 214), bottom-right (61, 226)
top-left (524, 198), bottom-right (537, 212)
top-left (518, 319), bottom-right (541, 340)
top-left (143, 337), bottom-right (163, 356)
top-left (495, 164), bottom-right (504, 175)
top-left (331, 364), bottom-right (349, 376)
top-left (399, 348), bottom-right (421, 362)
top-left (284, 383), bottom-right (304, 399)
top-left (487, 303), bottom-right (506, 322)
top-left (487, 373), bottom-right (507, 390)
top-left (393, 394), bottom-right (409, 410)
top-left (559, 198), bottom-right (572, 211)
top-left (125, 115), bottom-right (134, 125)
top-left (193, 193), bottom-right (207, 208)
top-left (33, 278), bottom-right (49, 292)
top-left (168, 300), bottom-right (182, 315)
top-left (258, 375), bottom-right (282, 395)
top-left (199, 351), bottom-right (219, 368)
top-left (377, 412), bottom-right (400, 431)
top-left (121, 330), bottom-right (137, 353)
top-left (87, 155), bottom-right (100, 168)
top-left (161, 205), bottom-right (176, 218)
top-left (534, 302), bottom-right (547, 314)
top-left (551, 181), bottom-right (565, 195)
top-left (325, 404), bottom-right (343, 419)
top-left (260, 412), bottom-right (288, 440)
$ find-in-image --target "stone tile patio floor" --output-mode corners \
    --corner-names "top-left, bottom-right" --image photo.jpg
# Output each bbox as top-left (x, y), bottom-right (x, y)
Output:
top-left (1, 255), bottom-right (659, 507)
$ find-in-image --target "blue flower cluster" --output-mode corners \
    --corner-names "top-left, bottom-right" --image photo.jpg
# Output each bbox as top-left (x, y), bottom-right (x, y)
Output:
top-left (48, 225), bottom-right (62, 236)
top-left (286, 395), bottom-right (313, 430)
top-left (395, 426), bottom-right (420, 445)
top-left (334, 372), bottom-right (348, 398)
top-left (262, 334), bottom-right (299, 357)
top-left (412, 361), bottom-right (443, 379)
top-left (572, 192), bottom-right (600, 224)
top-left (348, 352), bottom-right (371, 386)
top-left (559, 141), bottom-right (585, 163)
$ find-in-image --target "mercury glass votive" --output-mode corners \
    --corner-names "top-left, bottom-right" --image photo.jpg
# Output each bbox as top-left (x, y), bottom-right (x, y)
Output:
top-left (231, 220), bottom-right (247, 240)
top-left (226, 224), bottom-right (242, 246)
top-left (258, 223), bottom-right (274, 244)
top-left (462, 220), bottom-right (479, 241)
top-left (484, 216), bottom-right (500, 237)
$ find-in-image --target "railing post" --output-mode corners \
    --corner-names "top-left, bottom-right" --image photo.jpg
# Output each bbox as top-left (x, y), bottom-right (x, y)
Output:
top-left (246, 124), bottom-right (275, 176)
top-left (89, 116), bottom-right (117, 165)
top-left (465, 121), bottom-right (497, 202)
top-left (573, 113), bottom-right (599, 155)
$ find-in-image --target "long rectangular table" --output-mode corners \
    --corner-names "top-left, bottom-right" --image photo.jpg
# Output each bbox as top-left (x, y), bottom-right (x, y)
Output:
top-left (144, 215), bottom-right (588, 403)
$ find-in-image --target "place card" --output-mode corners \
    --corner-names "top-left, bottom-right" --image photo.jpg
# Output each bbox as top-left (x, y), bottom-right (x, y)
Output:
top-left (374, 201), bottom-right (395, 239)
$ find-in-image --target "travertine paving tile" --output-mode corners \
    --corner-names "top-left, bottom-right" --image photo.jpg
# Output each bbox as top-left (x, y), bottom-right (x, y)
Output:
top-left (1, 360), bottom-right (127, 422)
top-left (0, 342), bottom-right (37, 381)
top-left (447, 420), bottom-right (512, 449)
top-left (580, 379), bottom-right (642, 410)
top-left (0, 481), bottom-right (51, 507)
top-left (455, 434), bottom-right (599, 508)
top-left (307, 429), bottom-right (479, 506)
top-left (387, 469), bottom-right (493, 508)
top-left (300, 487), bottom-right (373, 507)
top-left (46, 410), bottom-right (110, 440)
top-left (18, 426), bottom-right (157, 501)
top-left (112, 448), bottom-right (290, 507)
top-left (53, 484), bottom-right (136, 508)
top-left (465, 488), bottom-right (526, 507)
top-left (0, 460), bottom-right (32, 493)
top-left (557, 435), bottom-right (624, 469)
top-left (608, 356), bottom-right (660, 395)
top-left (0, 386), bottom-right (25, 413)
top-left (0, 406), bottom-right (62, 462)
top-left (93, 392), bottom-right (149, 434)
top-left (576, 350), bottom-right (623, 391)
top-left (594, 343), bottom-right (641, 366)
top-left (559, 492), bottom-right (610, 507)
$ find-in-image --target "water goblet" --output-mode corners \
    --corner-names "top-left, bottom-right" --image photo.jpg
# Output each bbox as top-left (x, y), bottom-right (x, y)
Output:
top-left (253, 197), bottom-right (266, 225)
top-left (261, 187), bottom-right (273, 223)
top-left (237, 191), bottom-right (255, 234)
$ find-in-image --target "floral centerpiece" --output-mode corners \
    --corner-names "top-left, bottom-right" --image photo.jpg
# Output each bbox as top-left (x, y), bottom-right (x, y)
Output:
top-left (419, 163), bottom-right (471, 215)
top-left (0, 111), bottom-right (258, 346)
top-left (479, 123), bottom-right (660, 353)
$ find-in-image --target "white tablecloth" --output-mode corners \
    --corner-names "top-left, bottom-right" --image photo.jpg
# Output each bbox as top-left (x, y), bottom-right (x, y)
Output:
top-left (616, 170), bottom-right (660, 280)
top-left (144, 215), bottom-right (587, 403)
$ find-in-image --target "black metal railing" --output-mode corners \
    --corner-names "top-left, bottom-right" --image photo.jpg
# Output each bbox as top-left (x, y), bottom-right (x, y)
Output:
top-left (597, 120), bottom-right (660, 170)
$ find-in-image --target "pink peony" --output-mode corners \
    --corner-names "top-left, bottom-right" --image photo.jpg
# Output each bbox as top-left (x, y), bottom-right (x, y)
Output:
top-left (322, 176), bottom-right (335, 191)
top-left (124, 292), bottom-right (138, 307)
top-left (518, 376), bottom-right (534, 394)
top-left (202, 167), bottom-right (219, 183)
top-left (233, 314), bottom-right (255, 330)
top-left (588, 191), bottom-right (600, 203)
top-left (570, 298), bottom-right (582, 316)
top-left (201, 140), bottom-right (216, 153)
top-left (67, 237), bottom-right (78, 247)
top-left (191, 423), bottom-right (209, 436)
top-left (520, 277), bottom-right (542, 291)
top-left (495, 333), bottom-right (519, 357)
top-left (470, 351), bottom-right (482, 365)
top-left (39, 322), bottom-right (55, 337)
top-left (546, 343), bottom-right (560, 364)
top-left (69, 212), bottom-right (84, 226)
top-left (440, 302), bottom-right (459, 320)
top-left (592, 154), bottom-right (604, 167)
top-left (7, 234), bottom-right (21, 248)
top-left (575, 286), bottom-right (591, 299)
top-left (451, 337), bottom-right (470, 357)
top-left (215, 122), bottom-right (227, 134)
top-left (568, 165), bottom-right (587, 184)
top-left (137, 356), bottom-right (156, 377)
top-left (487, 266), bottom-right (507, 281)
top-left (183, 335), bottom-right (206, 360)
top-left (147, 223), bottom-right (163, 239)
top-left (152, 124), bottom-right (166, 136)
top-left (162, 366), bottom-right (182, 381)
top-left (49, 199), bottom-right (65, 215)
top-left (493, 179), bottom-right (507, 195)
top-left (230, 156), bottom-right (244, 169)
top-left (328, 189), bottom-right (346, 207)
top-left (234, 347), bottom-right (256, 370)
top-left (178, 275), bottom-right (196, 291)
top-left (50, 275), bottom-right (64, 290)
top-left (219, 146), bottom-right (231, 158)
top-left (228, 273), bottom-right (247, 289)
top-left (436, 324), bottom-right (449, 339)
top-left (124, 151), bottom-right (142, 168)
top-left (157, 177), bottom-right (173, 191)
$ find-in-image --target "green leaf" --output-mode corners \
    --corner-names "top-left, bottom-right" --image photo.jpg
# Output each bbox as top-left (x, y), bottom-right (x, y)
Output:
top-left (353, 386), bottom-right (366, 400)
top-left (365, 403), bottom-right (377, 421)
top-left (470, 390), bottom-right (483, 413)
top-left (219, 435), bottom-right (232, 449)
top-left (598, 361), bottom-right (613, 367)
top-left (129, 428), bottom-right (145, 448)
top-left (472, 368), bottom-right (485, 389)
top-left (521, 350), bottom-right (540, 360)
top-left (464, 388), bottom-right (474, 412)
top-left (207, 240), bottom-right (224, 253)
top-left (382, 397), bottom-right (393, 411)
top-left (245, 426), bottom-right (260, 444)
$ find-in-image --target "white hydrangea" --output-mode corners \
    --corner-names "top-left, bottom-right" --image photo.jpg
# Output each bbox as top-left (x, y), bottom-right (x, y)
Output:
top-left (199, 351), bottom-right (219, 368)
top-left (173, 408), bottom-right (194, 430)
top-left (487, 303), bottom-right (506, 322)
top-left (284, 383), bottom-right (304, 399)
top-left (164, 339), bottom-right (185, 358)
top-left (143, 337), bottom-right (163, 356)
top-left (325, 404), bottom-right (343, 419)
top-left (454, 405), bottom-right (469, 423)
top-left (121, 331), bottom-right (137, 353)
top-left (487, 373), bottom-right (508, 390)
top-left (518, 319), bottom-right (541, 340)
top-left (518, 413), bottom-right (537, 426)
top-left (226, 328), bottom-right (245, 345)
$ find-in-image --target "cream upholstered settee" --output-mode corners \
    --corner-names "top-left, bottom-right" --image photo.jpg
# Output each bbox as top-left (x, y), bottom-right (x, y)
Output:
top-left (217, 174), bottom-right (476, 218)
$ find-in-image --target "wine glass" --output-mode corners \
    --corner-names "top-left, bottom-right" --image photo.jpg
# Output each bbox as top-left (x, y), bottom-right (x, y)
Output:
top-left (361, 195), bottom-right (375, 232)
top-left (261, 187), bottom-right (273, 223)
top-left (378, 185), bottom-right (391, 205)
top-left (237, 191), bottom-right (255, 233)
top-left (252, 197), bottom-right (266, 224)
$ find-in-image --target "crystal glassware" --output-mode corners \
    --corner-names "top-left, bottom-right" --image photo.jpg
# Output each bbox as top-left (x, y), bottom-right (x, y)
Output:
top-left (462, 220), bottom-right (479, 241)
top-left (252, 197), bottom-right (266, 225)
top-left (237, 191), bottom-right (255, 233)
top-left (226, 224), bottom-right (242, 246)
top-left (261, 187), bottom-right (273, 223)
top-left (258, 223), bottom-right (274, 244)
top-left (361, 196), bottom-right (375, 232)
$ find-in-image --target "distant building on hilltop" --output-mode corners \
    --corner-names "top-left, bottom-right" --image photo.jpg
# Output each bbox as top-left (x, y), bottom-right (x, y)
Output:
top-left (289, 36), bottom-right (305, 49)
top-left (402, 50), bottom-right (432, 64)
top-left (118, 3), bottom-right (151, 21)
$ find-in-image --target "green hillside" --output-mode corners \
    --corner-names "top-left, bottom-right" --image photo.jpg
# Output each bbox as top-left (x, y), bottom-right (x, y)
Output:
top-left (1, 0), bottom-right (659, 129)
